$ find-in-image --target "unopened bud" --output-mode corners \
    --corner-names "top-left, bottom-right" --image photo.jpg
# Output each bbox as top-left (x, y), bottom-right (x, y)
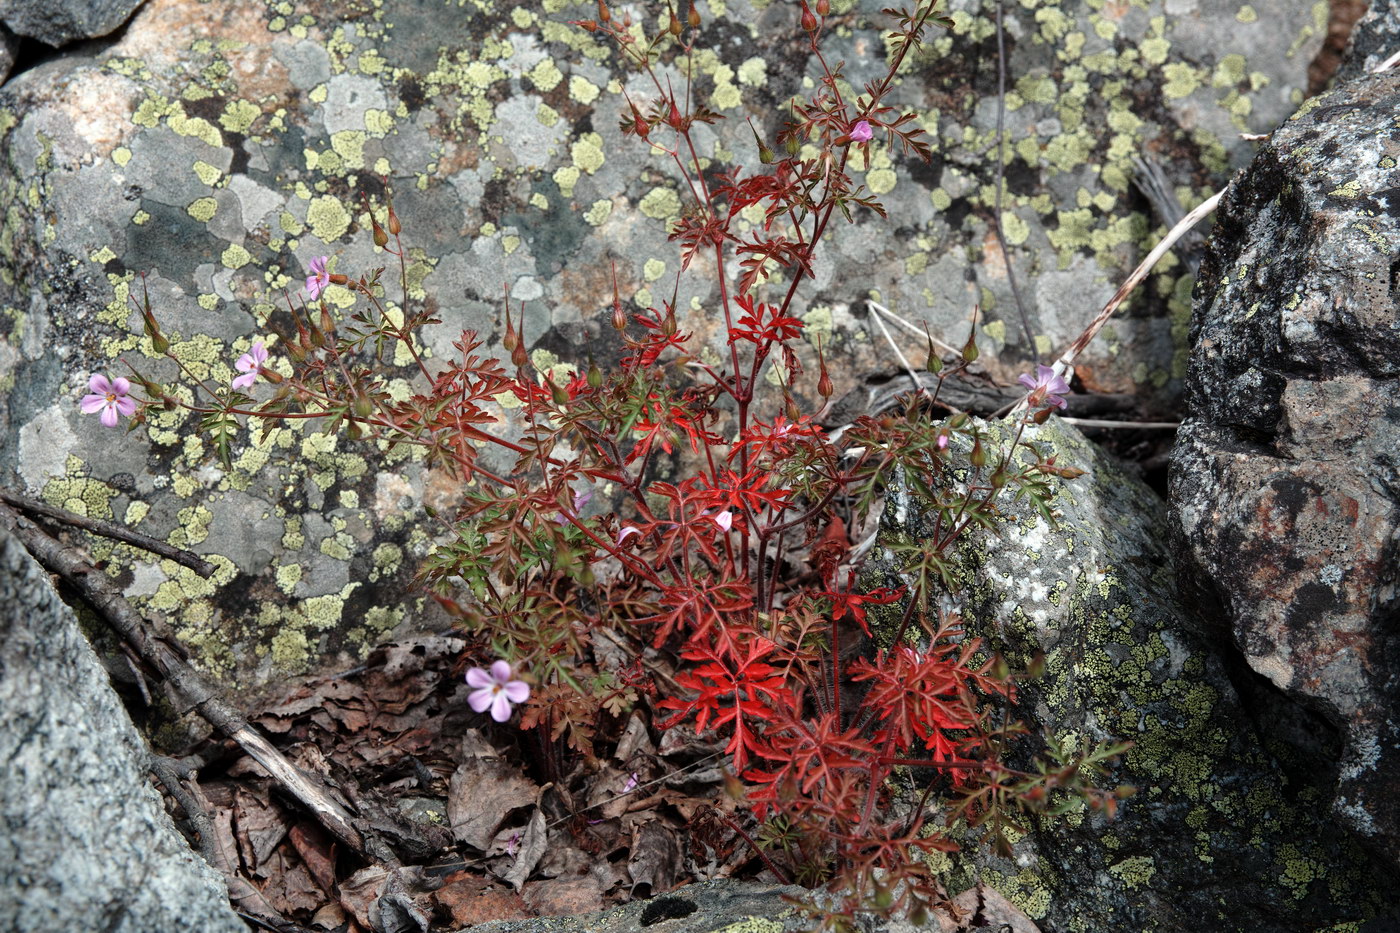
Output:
top-left (598, 0), bottom-right (610, 21)
top-left (611, 300), bottom-right (628, 332)
top-left (800, 2), bottom-right (817, 32)
top-left (785, 392), bottom-right (801, 422)
top-left (387, 204), bottom-right (401, 235)
top-left (669, 9), bottom-right (682, 35)
top-left (320, 304), bottom-right (335, 337)
top-left (347, 421), bottom-right (364, 440)
top-left (784, 135), bottom-right (800, 156)
top-left (512, 340), bottom-right (529, 368)
top-left (970, 437), bottom-right (987, 467)
top-left (815, 0), bottom-right (829, 14)
top-left (353, 394), bottom-right (374, 418)
top-left (587, 360), bottom-right (602, 388)
top-left (990, 468), bottom-right (1006, 488)
top-left (1033, 406), bottom-right (1053, 424)
top-left (151, 331), bottom-right (170, 355)
top-left (261, 368), bottom-right (284, 384)
top-left (687, 3), bottom-right (701, 28)
top-left (962, 334), bottom-right (979, 362)
top-left (550, 379), bottom-right (569, 405)
top-left (577, 18), bottom-right (597, 30)
top-left (371, 216), bottom-right (388, 248)
top-left (816, 343), bottom-right (832, 399)
top-left (873, 885), bottom-right (893, 910)
top-left (662, 308), bottom-right (677, 337)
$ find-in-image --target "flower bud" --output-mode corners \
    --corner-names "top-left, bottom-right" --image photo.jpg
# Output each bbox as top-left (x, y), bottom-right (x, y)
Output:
top-left (261, 367), bottom-right (284, 384)
top-left (784, 135), bottom-right (800, 156)
top-left (662, 307), bottom-right (677, 337)
top-left (784, 392), bottom-right (801, 422)
top-left (1033, 406), bottom-right (1053, 424)
top-left (687, 3), bottom-right (700, 28)
top-left (800, 1), bottom-right (817, 32)
top-left (816, 343), bottom-right (832, 399)
top-left (576, 18), bottom-right (597, 30)
top-left (961, 333), bottom-right (979, 362)
top-left (550, 378), bottom-right (569, 406)
top-left (151, 331), bottom-right (170, 355)
top-left (598, 0), bottom-right (610, 21)
top-left (970, 436), bottom-right (987, 467)
top-left (320, 304), bottom-right (335, 337)
top-left (815, 0), bottom-right (829, 14)
top-left (347, 421), bottom-right (364, 440)
top-left (502, 309), bottom-right (520, 352)
top-left (669, 8), bottom-right (682, 34)
top-left (387, 204), bottom-right (401, 235)
top-left (371, 216), bottom-right (388, 248)
top-left (611, 299), bottom-right (628, 332)
top-left (512, 340), bottom-right (529, 368)
top-left (353, 393), bottom-right (374, 418)
top-left (990, 468), bottom-right (1006, 488)
top-left (587, 360), bottom-right (602, 388)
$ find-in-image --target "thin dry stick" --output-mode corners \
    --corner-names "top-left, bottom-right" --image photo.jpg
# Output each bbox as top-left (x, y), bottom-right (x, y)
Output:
top-left (1060, 417), bottom-right (1179, 429)
top-left (1004, 187), bottom-right (1225, 418)
top-left (867, 300), bottom-right (921, 388)
top-left (0, 486), bottom-right (215, 578)
top-left (867, 299), bottom-right (959, 355)
top-left (1373, 49), bottom-right (1400, 72)
top-left (0, 502), bottom-right (398, 868)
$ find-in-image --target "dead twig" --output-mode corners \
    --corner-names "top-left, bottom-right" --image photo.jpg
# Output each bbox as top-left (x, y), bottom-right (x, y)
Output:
top-left (150, 755), bottom-right (221, 868)
top-left (0, 501), bottom-right (398, 868)
top-left (0, 486), bottom-right (215, 578)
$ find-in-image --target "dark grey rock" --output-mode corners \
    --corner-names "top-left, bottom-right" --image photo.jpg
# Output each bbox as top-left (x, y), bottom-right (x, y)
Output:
top-left (871, 416), bottom-right (1387, 930)
top-left (1339, 0), bottom-right (1400, 80)
top-left (0, 24), bottom-right (18, 85)
top-left (0, 0), bottom-right (145, 47)
top-left (1170, 72), bottom-right (1400, 870)
top-left (0, 528), bottom-right (245, 933)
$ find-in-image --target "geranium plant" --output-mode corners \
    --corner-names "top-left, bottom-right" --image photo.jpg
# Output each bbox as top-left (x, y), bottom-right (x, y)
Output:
top-left (92, 0), bottom-right (1129, 925)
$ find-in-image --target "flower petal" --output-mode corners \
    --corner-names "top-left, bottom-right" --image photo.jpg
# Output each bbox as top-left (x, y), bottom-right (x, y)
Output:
top-left (231, 372), bottom-right (256, 391)
top-left (111, 377), bottom-right (131, 396)
top-left (467, 688), bottom-right (493, 713)
top-left (465, 667), bottom-right (494, 689)
top-left (100, 404), bottom-right (119, 427)
top-left (489, 659), bottom-right (513, 684)
top-left (489, 691), bottom-right (513, 722)
top-left (504, 681), bottom-right (530, 704)
top-left (81, 394), bottom-right (107, 414)
top-left (115, 396), bottom-right (138, 416)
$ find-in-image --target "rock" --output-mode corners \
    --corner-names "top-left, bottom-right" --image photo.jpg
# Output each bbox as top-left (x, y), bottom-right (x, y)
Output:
top-left (0, 0), bottom-right (1328, 699)
top-left (1170, 72), bottom-right (1400, 870)
top-left (0, 527), bottom-right (245, 933)
top-left (1, 0), bottom-right (147, 47)
top-left (1338, 0), bottom-right (1400, 80)
top-left (0, 25), bottom-right (18, 85)
top-left (871, 416), bottom-right (1387, 930)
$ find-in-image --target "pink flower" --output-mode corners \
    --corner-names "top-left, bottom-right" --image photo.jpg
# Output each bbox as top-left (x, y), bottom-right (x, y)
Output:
top-left (305, 256), bottom-right (331, 300)
top-left (1018, 364), bottom-right (1071, 410)
top-left (714, 510), bottom-right (734, 532)
top-left (81, 373), bottom-right (138, 428)
top-left (466, 660), bottom-right (530, 723)
top-left (231, 340), bottom-right (268, 391)
top-left (618, 525), bottom-right (642, 544)
top-left (850, 120), bottom-right (873, 143)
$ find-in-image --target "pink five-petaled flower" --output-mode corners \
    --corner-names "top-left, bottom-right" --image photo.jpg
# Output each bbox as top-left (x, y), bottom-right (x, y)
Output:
top-left (850, 119), bottom-right (873, 143)
top-left (466, 660), bottom-right (530, 723)
top-left (231, 341), bottom-right (268, 391)
top-left (304, 256), bottom-right (331, 300)
top-left (1018, 364), bottom-right (1072, 411)
top-left (714, 510), bottom-right (734, 532)
top-left (81, 374), bottom-right (137, 428)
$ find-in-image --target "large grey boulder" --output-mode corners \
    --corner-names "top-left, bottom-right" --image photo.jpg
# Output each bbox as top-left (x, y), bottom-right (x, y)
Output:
top-left (0, 0), bottom-right (147, 47)
top-left (0, 528), bottom-right (245, 933)
top-left (1339, 0), bottom-right (1400, 80)
top-left (871, 416), bottom-right (1387, 931)
top-left (1170, 72), bottom-right (1400, 870)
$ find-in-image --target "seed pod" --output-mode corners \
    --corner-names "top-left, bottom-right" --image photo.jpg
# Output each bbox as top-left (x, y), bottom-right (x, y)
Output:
top-left (320, 303), bottom-right (335, 338)
top-left (970, 436), bottom-right (987, 467)
top-left (587, 360), bottom-right (602, 388)
top-left (1033, 405), bottom-right (1053, 424)
top-left (611, 299), bottom-right (628, 332)
top-left (502, 307), bottom-right (520, 352)
top-left (662, 307), bottom-right (677, 337)
top-left (784, 135), bottom-right (800, 156)
top-left (815, 0), bottom-right (829, 14)
top-left (387, 203), bottom-right (401, 235)
top-left (800, 1), bottom-right (817, 32)
top-left (961, 332), bottom-right (979, 362)
top-left (598, 0), bottom-right (610, 21)
top-left (687, 2), bottom-right (700, 28)
top-left (550, 378), bottom-right (569, 406)
top-left (353, 393), bottom-right (374, 418)
top-left (512, 340), bottom-right (529, 368)
top-left (816, 342), bottom-right (832, 399)
top-left (669, 7), bottom-right (681, 34)
top-left (151, 331), bottom-right (170, 354)
top-left (924, 330), bottom-right (940, 372)
top-left (371, 214), bottom-right (388, 248)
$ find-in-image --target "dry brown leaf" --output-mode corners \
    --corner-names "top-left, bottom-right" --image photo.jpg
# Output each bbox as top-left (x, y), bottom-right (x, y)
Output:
top-left (288, 822), bottom-right (337, 895)
top-left (338, 865), bottom-right (390, 930)
top-left (627, 820), bottom-right (681, 897)
top-left (447, 755), bottom-right (541, 850)
top-left (941, 884), bottom-right (1043, 933)
top-left (502, 809), bottom-right (548, 891)
top-left (233, 785), bottom-right (289, 875)
top-left (431, 872), bottom-right (533, 927)
top-left (521, 875), bottom-right (606, 918)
